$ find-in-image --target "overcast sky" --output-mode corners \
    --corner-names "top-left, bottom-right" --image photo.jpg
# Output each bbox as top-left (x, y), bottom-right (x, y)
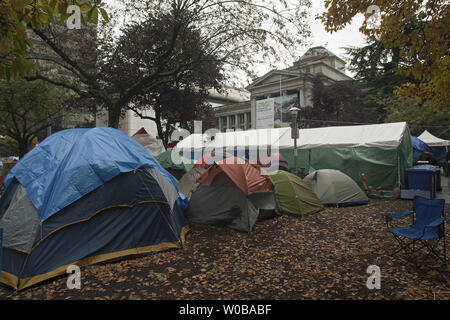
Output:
top-left (248, 1), bottom-right (368, 79)
top-left (304, 1), bottom-right (367, 67)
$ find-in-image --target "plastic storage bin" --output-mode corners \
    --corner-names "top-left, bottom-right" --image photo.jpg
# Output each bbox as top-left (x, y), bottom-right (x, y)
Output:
top-left (405, 166), bottom-right (439, 199)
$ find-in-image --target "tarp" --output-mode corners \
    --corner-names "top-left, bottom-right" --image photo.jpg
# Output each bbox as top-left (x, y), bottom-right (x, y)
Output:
top-left (418, 130), bottom-right (449, 147)
top-left (176, 122), bottom-right (410, 150)
top-left (268, 171), bottom-right (324, 216)
top-left (4, 127), bottom-right (186, 222)
top-left (411, 136), bottom-right (433, 162)
top-left (0, 167), bottom-right (189, 290)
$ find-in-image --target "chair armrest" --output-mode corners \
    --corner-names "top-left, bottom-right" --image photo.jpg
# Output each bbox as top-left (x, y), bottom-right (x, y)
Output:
top-left (420, 217), bottom-right (445, 239)
top-left (384, 210), bottom-right (414, 220)
top-left (425, 217), bottom-right (445, 228)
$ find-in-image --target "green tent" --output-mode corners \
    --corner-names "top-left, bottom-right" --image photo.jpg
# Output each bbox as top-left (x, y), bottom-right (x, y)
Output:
top-left (279, 123), bottom-right (413, 197)
top-left (155, 150), bottom-right (195, 179)
top-left (303, 169), bottom-right (369, 207)
top-left (268, 170), bottom-right (324, 216)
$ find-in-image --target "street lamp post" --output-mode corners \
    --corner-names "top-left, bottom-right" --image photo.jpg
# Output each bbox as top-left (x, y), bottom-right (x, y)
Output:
top-left (289, 106), bottom-right (300, 176)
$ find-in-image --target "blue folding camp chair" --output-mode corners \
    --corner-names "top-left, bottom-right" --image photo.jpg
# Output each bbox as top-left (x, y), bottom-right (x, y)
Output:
top-left (384, 196), bottom-right (446, 264)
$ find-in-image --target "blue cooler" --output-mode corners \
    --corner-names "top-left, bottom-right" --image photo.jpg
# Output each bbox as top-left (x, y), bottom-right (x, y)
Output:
top-left (404, 166), bottom-right (439, 199)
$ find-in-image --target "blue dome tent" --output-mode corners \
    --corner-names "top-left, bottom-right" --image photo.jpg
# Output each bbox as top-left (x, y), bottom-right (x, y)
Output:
top-left (0, 127), bottom-right (189, 290)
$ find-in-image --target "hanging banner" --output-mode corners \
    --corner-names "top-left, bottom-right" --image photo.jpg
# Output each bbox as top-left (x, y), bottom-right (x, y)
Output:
top-left (255, 98), bottom-right (275, 129)
top-left (274, 93), bottom-right (299, 128)
top-left (256, 94), bottom-right (299, 129)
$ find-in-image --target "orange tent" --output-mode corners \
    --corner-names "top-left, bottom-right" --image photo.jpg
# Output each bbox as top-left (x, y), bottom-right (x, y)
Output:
top-left (187, 156), bottom-right (278, 233)
top-left (197, 156), bottom-right (274, 195)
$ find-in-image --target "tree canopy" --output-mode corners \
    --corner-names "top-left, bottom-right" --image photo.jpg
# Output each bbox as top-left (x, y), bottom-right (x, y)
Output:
top-left (321, 0), bottom-right (449, 110)
top-left (344, 35), bottom-right (449, 137)
top-left (0, 79), bottom-right (70, 157)
top-left (300, 75), bottom-right (378, 128)
top-left (23, 0), bottom-right (311, 129)
top-left (0, 0), bottom-right (108, 78)
top-left (112, 14), bottom-right (224, 146)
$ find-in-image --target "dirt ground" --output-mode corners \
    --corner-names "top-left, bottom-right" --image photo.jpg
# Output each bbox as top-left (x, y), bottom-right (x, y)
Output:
top-left (1, 198), bottom-right (449, 300)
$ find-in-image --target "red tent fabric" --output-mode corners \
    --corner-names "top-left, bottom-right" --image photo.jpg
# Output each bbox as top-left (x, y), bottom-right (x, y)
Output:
top-left (257, 153), bottom-right (289, 168)
top-left (132, 127), bottom-right (148, 137)
top-left (167, 141), bottom-right (178, 149)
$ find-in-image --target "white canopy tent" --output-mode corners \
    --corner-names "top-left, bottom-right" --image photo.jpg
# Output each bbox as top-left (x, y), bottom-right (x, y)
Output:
top-left (175, 122), bottom-right (410, 151)
top-left (417, 130), bottom-right (450, 147)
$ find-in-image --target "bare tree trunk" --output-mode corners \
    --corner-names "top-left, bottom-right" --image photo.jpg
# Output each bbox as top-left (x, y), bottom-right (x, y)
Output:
top-left (108, 104), bottom-right (122, 129)
top-left (18, 139), bottom-right (29, 158)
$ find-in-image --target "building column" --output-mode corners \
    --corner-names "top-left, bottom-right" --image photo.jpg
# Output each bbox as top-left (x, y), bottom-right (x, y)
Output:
top-left (298, 88), bottom-right (306, 108)
top-left (251, 97), bottom-right (256, 129)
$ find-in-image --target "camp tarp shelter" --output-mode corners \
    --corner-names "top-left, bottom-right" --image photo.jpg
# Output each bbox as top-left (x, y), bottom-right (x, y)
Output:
top-left (186, 157), bottom-right (279, 233)
top-left (268, 170), bottom-right (324, 216)
top-left (411, 136), bottom-right (433, 162)
top-left (417, 130), bottom-right (449, 162)
top-left (132, 127), bottom-right (165, 156)
top-left (303, 169), bottom-right (369, 207)
top-left (418, 130), bottom-right (449, 147)
top-left (0, 127), bottom-right (189, 290)
top-left (175, 122), bottom-right (413, 197)
top-left (177, 167), bottom-right (206, 200)
top-left (155, 150), bottom-right (195, 180)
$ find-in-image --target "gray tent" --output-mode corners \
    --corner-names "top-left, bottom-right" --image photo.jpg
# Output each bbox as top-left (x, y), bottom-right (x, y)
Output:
top-left (303, 169), bottom-right (369, 207)
top-left (132, 128), bottom-right (165, 156)
top-left (186, 171), bottom-right (279, 233)
top-left (177, 167), bottom-right (206, 200)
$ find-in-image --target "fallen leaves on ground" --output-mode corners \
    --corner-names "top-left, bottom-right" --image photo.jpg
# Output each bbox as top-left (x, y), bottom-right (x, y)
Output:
top-left (1, 199), bottom-right (449, 300)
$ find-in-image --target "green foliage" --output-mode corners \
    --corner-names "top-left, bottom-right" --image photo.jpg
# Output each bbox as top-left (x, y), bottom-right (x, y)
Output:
top-left (322, 0), bottom-right (450, 110)
top-left (0, 135), bottom-right (39, 157)
top-left (300, 76), bottom-right (379, 127)
top-left (0, 135), bottom-right (19, 156)
top-left (0, 0), bottom-right (108, 79)
top-left (345, 36), bottom-right (449, 132)
top-left (26, 0), bottom-right (311, 129)
top-left (384, 97), bottom-right (450, 139)
top-left (0, 79), bottom-right (70, 157)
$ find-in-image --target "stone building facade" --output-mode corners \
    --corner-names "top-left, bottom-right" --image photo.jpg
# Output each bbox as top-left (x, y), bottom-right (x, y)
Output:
top-left (215, 46), bottom-right (352, 131)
